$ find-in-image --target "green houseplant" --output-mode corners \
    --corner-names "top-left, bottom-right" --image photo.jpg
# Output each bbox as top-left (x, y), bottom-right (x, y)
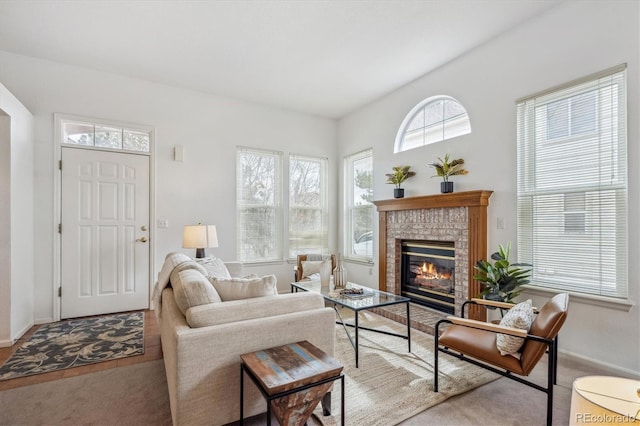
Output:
top-left (385, 165), bottom-right (416, 198)
top-left (473, 242), bottom-right (532, 303)
top-left (428, 154), bottom-right (468, 193)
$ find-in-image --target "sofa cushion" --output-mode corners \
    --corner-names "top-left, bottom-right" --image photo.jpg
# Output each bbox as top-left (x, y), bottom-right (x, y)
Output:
top-left (186, 291), bottom-right (325, 328)
top-left (199, 257), bottom-right (232, 279)
top-left (496, 299), bottom-right (536, 356)
top-left (208, 275), bottom-right (278, 301)
top-left (171, 269), bottom-right (222, 315)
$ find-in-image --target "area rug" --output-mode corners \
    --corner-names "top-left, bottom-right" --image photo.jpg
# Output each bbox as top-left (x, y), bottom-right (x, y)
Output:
top-left (0, 312), bottom-right (144, 381)
top-left (312, 311), bottom-right (499, 426)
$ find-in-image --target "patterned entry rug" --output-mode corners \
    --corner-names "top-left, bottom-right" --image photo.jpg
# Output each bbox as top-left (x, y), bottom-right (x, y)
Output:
top-left (0, 312), bottom-right (144, 381)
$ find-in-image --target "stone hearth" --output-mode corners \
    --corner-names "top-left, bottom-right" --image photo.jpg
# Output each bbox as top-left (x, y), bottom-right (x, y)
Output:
top-left (373, 190), bottom-right (492, 321)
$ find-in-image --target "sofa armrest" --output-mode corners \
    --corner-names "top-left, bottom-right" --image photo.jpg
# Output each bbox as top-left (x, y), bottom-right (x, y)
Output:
top-left (170, 307), bottom-right (336, 425)
top-left (185, 292), bottom-right (325, 328)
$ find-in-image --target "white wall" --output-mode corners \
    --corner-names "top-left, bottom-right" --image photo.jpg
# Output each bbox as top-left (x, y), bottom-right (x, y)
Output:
top-left (337, 0), bottom-right (640, 374)
top-left (0, 52), bottom-right (337, 322)
top-left (0, 82), bottom-right (34, 344)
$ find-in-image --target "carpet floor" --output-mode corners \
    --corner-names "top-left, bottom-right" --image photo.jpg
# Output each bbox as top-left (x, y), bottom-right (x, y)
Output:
top-left (311, 310), bottom-right (498, 425)
top-left (0, 312), bottom-right (144, 381)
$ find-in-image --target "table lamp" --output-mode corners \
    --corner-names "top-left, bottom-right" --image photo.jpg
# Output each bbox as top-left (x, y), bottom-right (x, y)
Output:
top-left (182, 224), bottom-right (218, 258)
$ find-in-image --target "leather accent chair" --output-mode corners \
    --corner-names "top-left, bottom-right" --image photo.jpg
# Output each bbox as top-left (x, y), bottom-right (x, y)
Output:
top-left (294, 254), bottom-right (336, 282)
top-left (434, 293), bottom-right (569, 426)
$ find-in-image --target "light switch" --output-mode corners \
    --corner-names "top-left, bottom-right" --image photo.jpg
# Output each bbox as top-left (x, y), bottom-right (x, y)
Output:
top-left (158, 219), bottom-right (169, 229)
top-left (496, 217), bottom-right (505, 229)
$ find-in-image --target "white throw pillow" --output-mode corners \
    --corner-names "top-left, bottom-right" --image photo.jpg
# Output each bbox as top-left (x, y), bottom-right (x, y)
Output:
top-left (200, 257), bottom-right (232, 280)
top-left (301, 260), bottom-right (323, 278)
top-left (209, 275), bottom-right (278, 301)
top-left (496, 299), bottom-right (536, 356)
top-left (171, 269), bottom-right (222, 315)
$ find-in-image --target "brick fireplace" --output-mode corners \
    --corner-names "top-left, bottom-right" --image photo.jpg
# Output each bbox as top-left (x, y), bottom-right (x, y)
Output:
top-left (373, 190), bottom-right (492, 321)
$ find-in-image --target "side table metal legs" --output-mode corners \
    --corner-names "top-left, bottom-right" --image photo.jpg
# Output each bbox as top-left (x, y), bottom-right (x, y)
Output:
top-left (240, 363), bottom-right (345, 426)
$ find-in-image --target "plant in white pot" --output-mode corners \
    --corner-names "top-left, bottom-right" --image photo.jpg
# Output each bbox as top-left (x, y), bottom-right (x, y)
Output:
top-left (428, 154), bottom-right (468, 193)
top-left (385, 165), bottom-right (416, 198)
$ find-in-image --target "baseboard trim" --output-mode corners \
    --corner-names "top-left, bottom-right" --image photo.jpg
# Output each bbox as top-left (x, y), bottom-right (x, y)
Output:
top-left (0, 320), bottom-right (35, 347)
top-left (559, 349), bottom-right (640, 379)
top-left (34, 317), bottom-right (54, 325)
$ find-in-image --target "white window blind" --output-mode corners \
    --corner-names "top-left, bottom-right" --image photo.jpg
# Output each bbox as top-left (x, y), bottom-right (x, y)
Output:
top-left (517, 65), bottom-right (627, 298)
top-left (345, 149), bottom-right (374, 261)
top-left (289, 154), bottom-right (328, 258)
top-left (236, 147), bottom-right (283, 262)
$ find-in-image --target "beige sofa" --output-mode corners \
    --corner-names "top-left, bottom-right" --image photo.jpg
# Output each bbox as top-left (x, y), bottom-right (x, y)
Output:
top-left (154, 253), bottom-right (336, 426)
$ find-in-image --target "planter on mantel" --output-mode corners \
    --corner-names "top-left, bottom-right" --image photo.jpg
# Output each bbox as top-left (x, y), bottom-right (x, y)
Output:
top-left (441, 181), bottom-right (454, 193)
top-left (394, 188), bottom-right (404, 198)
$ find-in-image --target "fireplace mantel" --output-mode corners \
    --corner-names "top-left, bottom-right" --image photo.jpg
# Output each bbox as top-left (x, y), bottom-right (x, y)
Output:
top-left (373, 190), bottom-right (493, 212)
top-left (373, 190), bottom-right (493, 321)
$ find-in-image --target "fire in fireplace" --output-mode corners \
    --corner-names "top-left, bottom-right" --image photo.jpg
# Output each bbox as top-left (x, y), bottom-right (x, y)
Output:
top-left (401, 240), bottom-right (455, 314)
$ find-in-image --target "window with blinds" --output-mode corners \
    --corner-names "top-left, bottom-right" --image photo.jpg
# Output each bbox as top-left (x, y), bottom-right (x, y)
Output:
top-left (288, 154), bottom-right (328, 258)
top-left (516, 65), bottom-right (627, 298)
top-left (236, 147), bottom-right (283, 262)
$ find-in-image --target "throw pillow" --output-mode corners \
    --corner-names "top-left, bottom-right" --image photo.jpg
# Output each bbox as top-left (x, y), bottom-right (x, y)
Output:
top-left (496, 299), bottom-right (536, 356)
top-left (200, 257), bottom-right (232, 280)
top-left (209, 275), bottom-right (278, 301)
top-left (301, 260), bottom-right (323, 278)
top-left (171, 269), bottom-right (222, 315)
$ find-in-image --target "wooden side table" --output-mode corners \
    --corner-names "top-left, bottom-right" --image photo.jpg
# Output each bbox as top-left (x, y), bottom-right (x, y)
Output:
top-left (240, 341), bottom-right (345, 426)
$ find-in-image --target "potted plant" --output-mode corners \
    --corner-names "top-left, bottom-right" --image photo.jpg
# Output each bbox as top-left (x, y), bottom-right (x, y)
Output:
top-left (428, 154), bottom-right (468, 193)
top-left (385, 165), bottom-right (416, 198)
top-left (473, 242), bottom-right (532, 304)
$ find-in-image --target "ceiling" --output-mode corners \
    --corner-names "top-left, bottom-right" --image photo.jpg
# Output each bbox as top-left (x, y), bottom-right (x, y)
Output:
top-left (0, 0), bottom-right (561, 118)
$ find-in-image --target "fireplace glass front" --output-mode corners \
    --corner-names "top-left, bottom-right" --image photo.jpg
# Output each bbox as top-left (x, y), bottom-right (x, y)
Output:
top-left (401, 240), bottom-right (455, 314)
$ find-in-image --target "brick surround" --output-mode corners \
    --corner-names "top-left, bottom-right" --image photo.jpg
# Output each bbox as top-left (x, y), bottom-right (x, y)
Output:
top-left (373, 190), bottom-right (493, 321)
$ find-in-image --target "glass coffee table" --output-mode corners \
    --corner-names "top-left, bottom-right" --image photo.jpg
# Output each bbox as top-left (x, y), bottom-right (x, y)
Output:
top-left (291, 280), bottom-right (411, 368)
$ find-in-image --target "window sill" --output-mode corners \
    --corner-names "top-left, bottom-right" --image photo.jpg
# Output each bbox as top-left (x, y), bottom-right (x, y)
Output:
top-left (520, 285), bottom-right (634, 312)
top-left (344, 258), bottom-right (375, 266)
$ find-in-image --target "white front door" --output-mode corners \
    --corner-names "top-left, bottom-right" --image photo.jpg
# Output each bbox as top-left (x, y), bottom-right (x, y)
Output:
top-left (61, 147), bottom-right (150, 319)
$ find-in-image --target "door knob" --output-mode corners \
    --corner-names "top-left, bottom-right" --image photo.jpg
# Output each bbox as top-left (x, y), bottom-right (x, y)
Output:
top-left (141, 225), bottom-right (148, 231)
top-left (136, 237), bottom-right (148, 243)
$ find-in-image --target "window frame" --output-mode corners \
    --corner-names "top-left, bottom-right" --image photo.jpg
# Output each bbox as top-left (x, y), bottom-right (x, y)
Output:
top-left (236, 146), bottom-right (283, 263)
top-left (394, 95), bottom-right (471, 153)
top-left (344, 148), bottom-right (374, 262)
top-left (288, 153), bottom-right (329, 259)
top-left (516, 64), bottom-right (628, 299)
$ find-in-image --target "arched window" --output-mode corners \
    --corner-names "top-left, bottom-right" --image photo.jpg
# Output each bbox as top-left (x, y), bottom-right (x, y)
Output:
top-left (394, 96), bottom-right (471, 153)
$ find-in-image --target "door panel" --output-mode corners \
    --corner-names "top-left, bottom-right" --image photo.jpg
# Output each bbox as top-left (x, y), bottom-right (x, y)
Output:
top-left (61, 147), bottom-right (150, 318)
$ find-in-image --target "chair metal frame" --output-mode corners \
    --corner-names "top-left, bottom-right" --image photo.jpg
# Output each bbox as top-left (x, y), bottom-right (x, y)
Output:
top-left (434, 298), bottom-right (561, 426)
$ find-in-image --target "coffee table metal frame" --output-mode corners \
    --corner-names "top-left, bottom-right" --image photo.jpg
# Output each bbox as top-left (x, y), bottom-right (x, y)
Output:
top-left (291, 280), bottom-right (411, 368)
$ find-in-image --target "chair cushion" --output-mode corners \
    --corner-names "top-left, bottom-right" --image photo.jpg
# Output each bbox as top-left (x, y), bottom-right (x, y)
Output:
top-left (208, 275), bottom-right (278, 301)
top-left (496, 299), bottom-right (535, 356)
top-left (171, 268), bottom-right (222, 315)
top-left (439, 325), bottom-right (525, 374)
top-left (301, 260), bottom-right (323, 278)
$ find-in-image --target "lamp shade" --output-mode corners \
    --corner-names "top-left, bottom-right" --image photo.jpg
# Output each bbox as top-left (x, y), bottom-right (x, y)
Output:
top-left (570, 376), bottom-right (640, 425)
top-left (182, 224), bottom-right (219, 258)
